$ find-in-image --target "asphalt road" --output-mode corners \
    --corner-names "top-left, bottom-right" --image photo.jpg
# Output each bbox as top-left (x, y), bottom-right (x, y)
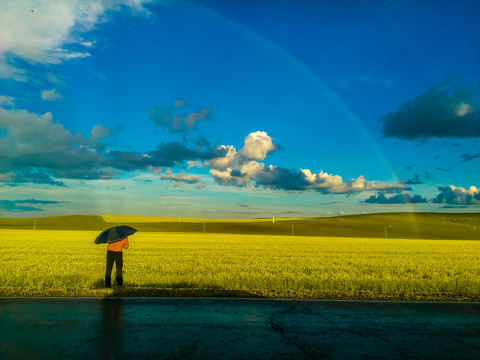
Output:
top-left (1, 298), bottom-right (479, 359)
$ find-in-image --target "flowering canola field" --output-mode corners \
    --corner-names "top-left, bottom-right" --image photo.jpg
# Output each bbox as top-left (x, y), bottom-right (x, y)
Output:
top-left (1, 229), bottom-right (479, 299)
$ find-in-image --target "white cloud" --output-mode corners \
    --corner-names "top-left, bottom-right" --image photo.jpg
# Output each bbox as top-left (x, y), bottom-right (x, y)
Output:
top-left (206, 131), bottom-right (277, 172)
top-left (209, 168), bottom-right (237, 186)
top-left (0, 0), bottom-right (155, 80)
top-left (241, 160), bottom-right (264, 179)
top-left (240, 131), bottom-right (277, 160)
top-left (41, 89), bottom-right (63, 101)
top-left (90, 124), bottom-right (111, 140)
top-left (300, 169), bottom-right (402, 194)
top-left (206, 131), bottom-right (277, 186)
top-left (209, 161), bottom-right (264, 187)
top-left (254, 166), bottom-right (404, 194)
top-left (206, 131), bottom-right (401, 194)
top-left (0, 55), bottom-right (26, 81)
top-left (45, 73), bottom-right (64, 85)
top-left (161, 170), bottom-right (201, 184)
top-left (0, 95), bottom-right (15, 106)
top-left (80, 41), bottom-right (94, 48)
top-left (206, 145), bottom-right (237, 169)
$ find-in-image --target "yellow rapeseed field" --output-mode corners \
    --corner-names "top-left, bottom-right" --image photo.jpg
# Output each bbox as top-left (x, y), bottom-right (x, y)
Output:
top-left (1, 229), bottom-right (479, 298)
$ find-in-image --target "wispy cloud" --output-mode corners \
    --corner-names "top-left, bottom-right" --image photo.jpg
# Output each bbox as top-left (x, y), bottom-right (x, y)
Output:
top-left (41, 89), bottom-right (63, 101)
top-left (380, 81), bottom-right (480, 140)
top-left (0, 0), bottom-right (154, 81)
top-left (0, 199), bottom-right (61, 212)
top-left (0, 168), bottom-right (65, 187)
top-left (0, 95), bottom-right (14, 106)
top-left (336, 73), bottom-right (393, 90)
top-left (150, 99), bottom-right (211, 134)
top-left (161, 169), bottom-right (202, 185)
top-left (460, 152), bottom-right (480, 162)
top-left (398, 174), bottom-right (423, 185)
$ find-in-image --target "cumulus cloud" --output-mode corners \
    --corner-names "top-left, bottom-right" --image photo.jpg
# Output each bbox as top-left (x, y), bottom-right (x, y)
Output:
top-left (1, 108), bottom-right (273, 189)
top-left (240, 131), bottom-right (277, 160)
top-left (256, 167), bottom-right (404, 194)
top-left (207, 131), bottom-right (276, 170)
top-left (206, 145), bottom-right (237, 169)
top-left (365, 193), bottom-right (428, 204)
top-left (41, 89), bottom-right (63, 101)
top-left (433, 185), bottom-right (480, 205)
top-left (150, 99), bottom-right (211, 133)
top-left (208, 131), bottom-right (275, 186)
top-left (206, 131), bottom-right (402, 194)
top-left (0, 0), bottom-right (154, 80)
top-left (0, 107), bottom-right (112, 184)
top-left (0, 104), bottom-right (226, 186)
top-left (0, 104), bottom-right (416, 197)
top-left (210, 161), bottom-right (265, 187)
top-left (379, 82), bottom-right (480, 140)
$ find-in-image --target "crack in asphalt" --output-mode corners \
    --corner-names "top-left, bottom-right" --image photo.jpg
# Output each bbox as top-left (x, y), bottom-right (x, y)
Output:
top-left (268, 302), bottom-right (318, 360)
top-left (268, 301), bottom-right (397, 359)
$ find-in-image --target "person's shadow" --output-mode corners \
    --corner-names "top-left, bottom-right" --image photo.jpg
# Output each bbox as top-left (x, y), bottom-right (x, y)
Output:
top-left (100, 298), bottom-right (124, 358)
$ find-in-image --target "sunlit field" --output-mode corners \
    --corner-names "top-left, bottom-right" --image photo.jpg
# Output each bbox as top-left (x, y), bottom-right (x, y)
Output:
top-left (1, 229), bottom-right (479, 300)
top-left (101, 215), bottom-right (281, 223)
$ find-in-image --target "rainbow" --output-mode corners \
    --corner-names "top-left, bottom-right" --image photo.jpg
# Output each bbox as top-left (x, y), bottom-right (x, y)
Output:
top-left (182, 2), bottom-right (420, 230)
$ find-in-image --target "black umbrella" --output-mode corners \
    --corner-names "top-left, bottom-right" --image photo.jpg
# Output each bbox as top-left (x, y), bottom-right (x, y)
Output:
top-left (94, 225), bottom-right (137, 244)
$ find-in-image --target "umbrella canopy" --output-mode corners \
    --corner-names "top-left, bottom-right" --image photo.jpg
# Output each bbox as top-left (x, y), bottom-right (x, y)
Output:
top-left (94, 225), bottom-right (137, 244)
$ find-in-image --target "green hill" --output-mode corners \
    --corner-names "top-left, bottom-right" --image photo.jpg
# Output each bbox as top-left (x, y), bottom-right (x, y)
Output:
top-left (0, 212), bottom-right (479, 239)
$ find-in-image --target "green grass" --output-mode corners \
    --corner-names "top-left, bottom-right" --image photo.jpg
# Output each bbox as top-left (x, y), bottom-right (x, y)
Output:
top-left (1, 229), bottom-right (479, 300)
top-left (1, 212), bottom-right (479, 239)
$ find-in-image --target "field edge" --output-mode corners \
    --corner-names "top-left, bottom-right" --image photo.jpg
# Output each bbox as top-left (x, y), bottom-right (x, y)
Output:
top-left (1, 287), bottom-right (479, 302)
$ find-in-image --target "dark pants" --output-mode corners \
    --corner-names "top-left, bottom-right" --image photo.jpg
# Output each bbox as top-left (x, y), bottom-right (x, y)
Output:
top-left (105, 250), bottom-right (123, 287)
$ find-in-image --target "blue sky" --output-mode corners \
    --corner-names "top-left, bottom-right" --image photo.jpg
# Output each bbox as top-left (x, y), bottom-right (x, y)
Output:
top-left (0, 0), bottom-right (479, 218)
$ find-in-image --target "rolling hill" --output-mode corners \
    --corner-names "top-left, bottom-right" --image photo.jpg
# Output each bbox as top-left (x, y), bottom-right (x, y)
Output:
top-left (0, 212), bottom-right (479, 239)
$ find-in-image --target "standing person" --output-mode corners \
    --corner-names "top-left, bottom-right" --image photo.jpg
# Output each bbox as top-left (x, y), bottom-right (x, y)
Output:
top-left (105, 237), bottom-right (129, 287)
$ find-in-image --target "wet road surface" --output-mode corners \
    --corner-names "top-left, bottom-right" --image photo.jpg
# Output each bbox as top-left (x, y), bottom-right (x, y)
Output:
top-left (1, 298), bottom-right (479, 359)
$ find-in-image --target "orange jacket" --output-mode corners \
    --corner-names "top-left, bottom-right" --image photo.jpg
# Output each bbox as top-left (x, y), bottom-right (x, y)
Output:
top-left (107, 237), bottom-right (129, 252)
